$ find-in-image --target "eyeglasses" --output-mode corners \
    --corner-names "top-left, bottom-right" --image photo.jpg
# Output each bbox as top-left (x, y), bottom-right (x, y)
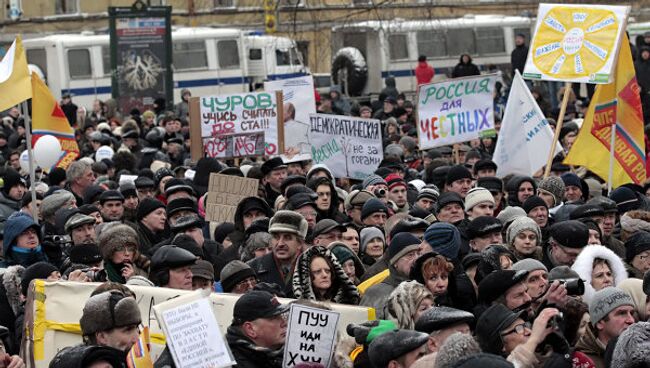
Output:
top-left (500, 322), bottom-right (531, 336)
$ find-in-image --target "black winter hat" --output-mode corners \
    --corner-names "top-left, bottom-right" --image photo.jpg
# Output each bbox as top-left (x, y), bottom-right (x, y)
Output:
top-left (150, 245), bottom-right (197, 272)
top-left (119, 182), bottom-right (137, 198)
top-left (137, 198), bottom-right (166, 221)
top-left (134, 175), bottom-right (155, 189)
top-left (570, 204), bottom-right (605, 220)
top-left (261, 157), bottom-right (287, 175)
top-left (164, 178), bottom-right (195, 197)
top-left (69, 243), bottom-right (103, 266)
top-left (171, 234), bottom-right (203, 258)
top-left (436, 192), bottom-right (464, 213)
top-left (625, 231), bottom-right (650, 263)
top-left (473, 159), bottom-right (498, 175)
top-left (171, 215), bottom-right (204, 234)
top-left (368, 329), bottom-right (429, 368)
top-left (213, 222), bottom-right (235, 244)
top-left (21, 261), bottom-right (58, 296)
top-left (478, 269), bottom-right (529, 304)
top-left (2, 168), bottom-right (25, 195)
top-left (587, 196), bottom-right (618, 214)
top-left (414, 305), bottom-right (475, 334)
top-left (522, 195), bottom-right (548, 214)
top-left (477, 176), bottom-right (504, 193)
top-left (387, 232), bottom-right (420, 264)
top-left (467, 216), bottom-right (502, 239)
top-left (389, 217), bottom-right (430, 239)
top-left (166, 197), bottom-right (198, 217)
top-left (445, 165), bottom-right (472, 185)
top-left (475, 303), bottom-right (525, 355)
top-left (98, 190), bottom-right (124, 205)
top-left (609, 187), bottom-right (641, 214)
top-left (83, 185), bottom-right (106, 206)
top-left (285, 192), bottom-right (317, 211)
top-left (154, 167), bottom-right (174, 186)
top-left (232, 290), bottom-right (289, 324)
top-left (361, 198), bottom-right (388, 220)
top-left (48, 167), bottom-right (67, 187)
top-left (280, 175), bottom-right (307, 194)
top-left (220, 260), bottom-right (256, 292)
top-left (550, 220), bottom-right (589, 248)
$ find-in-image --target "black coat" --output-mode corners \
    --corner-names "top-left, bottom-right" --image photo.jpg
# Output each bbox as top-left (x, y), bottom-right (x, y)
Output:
top-left (225, 326), bottom-right (284, 368)
top-left (452, 55), bottom-right (480, 78)
top-left (635, 57), bottom-right (650, 93)
top-left (511, 44), bottom-right (529, 74)
top-left (247, 252), bottom-right (294, 297)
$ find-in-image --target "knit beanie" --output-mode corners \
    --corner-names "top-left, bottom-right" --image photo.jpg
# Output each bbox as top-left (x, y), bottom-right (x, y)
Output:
top-left (220, 260), bottom-right (256, 292)
top-left (385, 280), bottom-right (433, 329)
top-left (561, 172), bottom-right (582, 189)
top-left (496, 206), bottom-right (526, 227)
top-left (21, 261), bottom-right (58, 296)
top-left (423, 222), bottom-right (461, 260)
top-left (506, 217), bottom-right (541, 247)
top-left (610, 187), bottom-right (642, 214)
top-left (48, 167), bottom-right (67, 187)
top-left (388, 233), bottom-right (421, 265)
top-left (445, 165), bottom-right (472, 185)
top-left (589, 287), bottom-right (634, 325)
top-left (137, 198), bottom-right (166, 222)
top-left (2, 168), bottom-right (24, 195)
top-left (522, 195), bottom-right (548, 214)
top-left (361, 198), bottom-right (388, 220)
top-left (625, 231), bottom-right (650, 263)
top-left (330, 244), bottom-right (355, 266)
top-left (362, 174), bottom-right (387, 189)
top-left (41, 190), bottom-right (75, 219)
top-left (417, 187), bottom-right (439, 201)
top-left (360, 227), bottom-right (385, 254)
top-left (537, 176), bottom-right (566, 207)
top-left (464, 187), bottom-right (495, 212)
top-left (399, 136), bottom-right (417, 151)
top-left (512, 258), bottom-right (548, 274)
top-left (385, 174), bottom-right (407, 191)
top-left (436, 192), bottom-right (464, 214)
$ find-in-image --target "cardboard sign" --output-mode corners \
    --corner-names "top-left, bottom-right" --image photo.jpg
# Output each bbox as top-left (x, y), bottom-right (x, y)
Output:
top-left (200, 91), bottom-right (283, 157)
top-left (308, 113), bottom-right (383, 179)
top-left (265, 76), bottom-right (316, 161)
top-left (23, 280), bottom-right (375, 368)
top-left (154, 290), bottom-right (236, 368)
top-left (522, 4), bottom-right (630, 84)
top-left (282, 304), bottom-right (340, 368)
top-left (417, 74), bottom-right (497, 149)
top-left (205, 173), bottom-right (259, 223)
top-left (203, 132), bottom-right (265, 158)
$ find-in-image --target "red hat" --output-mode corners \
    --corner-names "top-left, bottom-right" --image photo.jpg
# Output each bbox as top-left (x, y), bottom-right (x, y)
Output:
top-left (385, 173), bottom-right (407, 191)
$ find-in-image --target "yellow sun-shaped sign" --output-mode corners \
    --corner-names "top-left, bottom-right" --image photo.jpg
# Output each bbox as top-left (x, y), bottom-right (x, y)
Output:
top-left (531, 7), bottom-right (619, 80)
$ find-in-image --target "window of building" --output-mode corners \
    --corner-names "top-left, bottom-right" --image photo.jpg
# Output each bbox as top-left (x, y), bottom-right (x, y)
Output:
top-left (351, 0), bottom-right (371, 5)
top-left (249, 49), bottom-right (262, 60)
top-left (55, 0), bottom-right (78, 15)
top-left (217, 40), bottom-right (240, 69)
top-left (476, 27), bottom-right (506, 55)
top-left (26, 48), bottom-right (47, 79)
top-left (447, 28), bottom-right (476, 56)
top-left (213, 0), bottom-right (235, 7)
top-left (417, 30), bottom-right (447, 58)
top-left (279, 0), bottom-right (304, 7)
top-left (388, 34), bottom-right (409, 61)
top-left (173, 41), bottom-right (208, 70)
top-left (67, 49), bottom-right (91, 79)
top-left (101, 46), bottom-right (111, 76)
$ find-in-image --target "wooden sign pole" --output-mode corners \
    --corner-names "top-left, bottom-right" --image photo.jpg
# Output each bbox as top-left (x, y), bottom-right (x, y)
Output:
top-left (188, 96), bottom-right (203, 163)
top-left (276, 90), bottom-right (285, 155)
top-left (543, 81), bottom-right (572, 178)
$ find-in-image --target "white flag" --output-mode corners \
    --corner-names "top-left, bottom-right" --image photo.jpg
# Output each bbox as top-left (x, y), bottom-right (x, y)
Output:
top-left (493, 70), bottom-right (562, 177)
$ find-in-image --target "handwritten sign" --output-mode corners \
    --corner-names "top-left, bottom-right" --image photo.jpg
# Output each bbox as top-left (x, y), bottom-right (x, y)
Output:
top-left (417, 74), bottom-right (497, 149)
top-left (203, 132), bottom-right (265, 158)
top-left (154, 290), bottom-right (236, 368)
top-left (283, 304), bottom-right (340, 368)
top-left (522, 4), bottom-right (629, 84)
top-left (308, 113), bottom-right (383, 179)
top-left (200, 91), bottom-right (282, 156)
top-left (205, 173), bottom-right (259, 223)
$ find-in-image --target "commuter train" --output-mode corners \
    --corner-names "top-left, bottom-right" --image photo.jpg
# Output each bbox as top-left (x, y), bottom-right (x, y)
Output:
top-left (22, 27), bottom-right (307, 107)
top-left (330, 14), bottom-right (534, 96)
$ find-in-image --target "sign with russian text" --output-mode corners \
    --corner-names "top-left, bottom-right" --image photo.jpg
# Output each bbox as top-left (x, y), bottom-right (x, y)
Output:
top-left (308, 113), bottom-right (383, 179)
top-left (417, 74), bottom-right (497, 149)
top-left (282, 304), bottom-right (340, 368)
top-left (522, 4), bottom-right (629, 84)
top-left (200, 91), bottom-right (282, 157)
top-left (203, 132), bottom-right (265, 159)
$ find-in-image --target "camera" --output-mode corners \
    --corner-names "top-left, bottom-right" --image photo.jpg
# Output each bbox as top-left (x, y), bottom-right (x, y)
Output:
top-left (45, 234), bottom-right (72, 247)
top-left (374, 188), bottom-right (387, 198)
top-left (81, 268), bottom-right (107, 282)
top-left (547, 312), bottom-right (564, 330)
top-left (557, 278), bottom-right (585, 296)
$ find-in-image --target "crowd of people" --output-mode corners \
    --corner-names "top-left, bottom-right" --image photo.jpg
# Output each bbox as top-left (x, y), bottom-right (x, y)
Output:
top-left (1, 33), bottom-right (650, 368)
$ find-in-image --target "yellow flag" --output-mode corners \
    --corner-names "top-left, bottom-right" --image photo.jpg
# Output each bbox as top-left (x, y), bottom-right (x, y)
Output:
top-left (31, 73), bottom-right (79, 169)
top-left (0, 36), bottom-right (31, 111)
top-left (127, 327), bottom-right (154, 368)
top-left (564, 34), bottom-right (646, 187)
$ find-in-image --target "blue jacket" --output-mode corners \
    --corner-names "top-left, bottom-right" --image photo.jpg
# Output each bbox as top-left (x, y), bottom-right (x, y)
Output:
top-left (1, 213), bottom-right (47, 268)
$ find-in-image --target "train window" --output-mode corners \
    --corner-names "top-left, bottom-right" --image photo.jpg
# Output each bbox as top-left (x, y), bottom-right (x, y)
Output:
top-left (67, 49), bottom-right (92, 79)
top-left (26, 48), bottom-right (47, 79)
top-left (388, 34), bottom-right (409, 60)
top-left (276, 49), bottom-right (291, 66)
top-left (217, 40), bottom-right (240, 69)
top-left (416, 31), bottom-right (447, 58)
top-left (101, 46), bottom-right (112, 76)
top-left (249, 49), bottom-right (262, 60)
top-left (476, 27), bottom-right (506, 55)
top-left (447, 29), bottom-right (476, 56)
top-left (173, 41), bottom-right (208, 70)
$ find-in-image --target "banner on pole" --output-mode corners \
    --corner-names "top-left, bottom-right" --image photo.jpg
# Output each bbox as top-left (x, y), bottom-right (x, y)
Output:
top-left (308, 113), bottom-right (383, 179)
top-left (522, 4), bottom-right (630, 84)
top-left (493, 70), bottom-right (562, 177)
top-left (417, 74), bottom-right (497, 149)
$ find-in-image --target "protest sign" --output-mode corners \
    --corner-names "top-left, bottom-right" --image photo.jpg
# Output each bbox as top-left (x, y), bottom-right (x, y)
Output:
top-left (265, 76), bottom-right (316, 162)
top-left (153, 290), bottom-right (236, 368)
top-left (417, 74), bottom-right (497, 149)
top-left (283, 304), bottom-right (340, 368)
top-left (205, 173), bottom-right (258, 223)
top-left (24, 280), bottom-right (375, 368)
top-left (493, 70), bottom-right (563, 177)
top-left (203, 132), bottom-right (265, 159)
top-left (308, 113), bottom-right (383, 179)
top-left (199, 91), bottom-right (283, 157)
top-left (522, 4), bottom-right (629, 84)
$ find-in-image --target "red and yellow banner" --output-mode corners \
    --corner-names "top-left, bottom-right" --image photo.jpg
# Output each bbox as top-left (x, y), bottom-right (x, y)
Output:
top-left (127, 326), bottom-right (154, 368)
top-left (31, 73), bottom-right (79, 169)
top-left (564, 34), bottom-right (646, 187)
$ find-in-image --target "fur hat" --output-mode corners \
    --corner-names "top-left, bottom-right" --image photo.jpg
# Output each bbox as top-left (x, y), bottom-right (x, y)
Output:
top-left (384, 280), bottom-right (433, 329)
top-left (79, 291), bottom-right (142, 336)
top-left (571, 245), bottom-right (628, 304)
top-left (97, 223), bottom-right (139, 260)
top-left (434, 332), bottom-right (482, 368)
top-left (611, 322), bottom-right (650, 368)
top-left (269, 210), bottom-right (308, 240)
top-left (2, 265), bottom-right (25, 316)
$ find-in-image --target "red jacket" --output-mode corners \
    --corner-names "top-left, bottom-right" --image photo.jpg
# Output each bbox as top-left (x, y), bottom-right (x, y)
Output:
top-left (415, 61), bottom-right (434, 85)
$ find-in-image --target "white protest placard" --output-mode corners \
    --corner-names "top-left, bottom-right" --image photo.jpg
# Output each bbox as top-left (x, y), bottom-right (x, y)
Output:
top-left (417, 74), bottom-right (497, 149)
top-left (265, 76), bottom-right (316, 162)
top-left (522, 4), bottom-right (630, 84)
top-left (200, 91), bottom-right (282, 157)
top-left (283, 304), bottom-right (340, 368)
top-left (493, 70), bottom-right (563, 177)
top-left (308, 113), bottom-right (383, 180)
top-left (153, 290), bottom-right (236, 368)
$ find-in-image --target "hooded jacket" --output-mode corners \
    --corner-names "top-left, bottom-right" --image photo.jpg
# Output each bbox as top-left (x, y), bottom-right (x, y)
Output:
top-left (571, 245), bottom-right (628, 305)
top-left (635, 48), bottom-right (650, 93)
top-left (511, 43), bottom-right (529, 74)
top-left (506, 175), bottom-right (537, 208)
top-left (1, 213), bottom-right (47, 268)
top-left (307, 177), bottom-right (346, 223)
top-left (451, 54), bottom-right (480, 78)
top-left (292, 245), bottom-right (360, 304)
top-left (0, 191), bottom-right (20, 225)
top-left (380, 77), bottom-right (399, 100)
top-left (576, 325), bottom-right (606, 368)
top-left (328, 242), bottom-right (365, 284)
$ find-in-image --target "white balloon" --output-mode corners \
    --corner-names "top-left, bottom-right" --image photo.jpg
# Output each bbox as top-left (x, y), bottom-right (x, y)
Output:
top-left (95, 145), bottom-right (115, 162)
top-left (33, 135), bottom-right (62, 170)
top-left (19, 150), bottom-right (32, 173)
